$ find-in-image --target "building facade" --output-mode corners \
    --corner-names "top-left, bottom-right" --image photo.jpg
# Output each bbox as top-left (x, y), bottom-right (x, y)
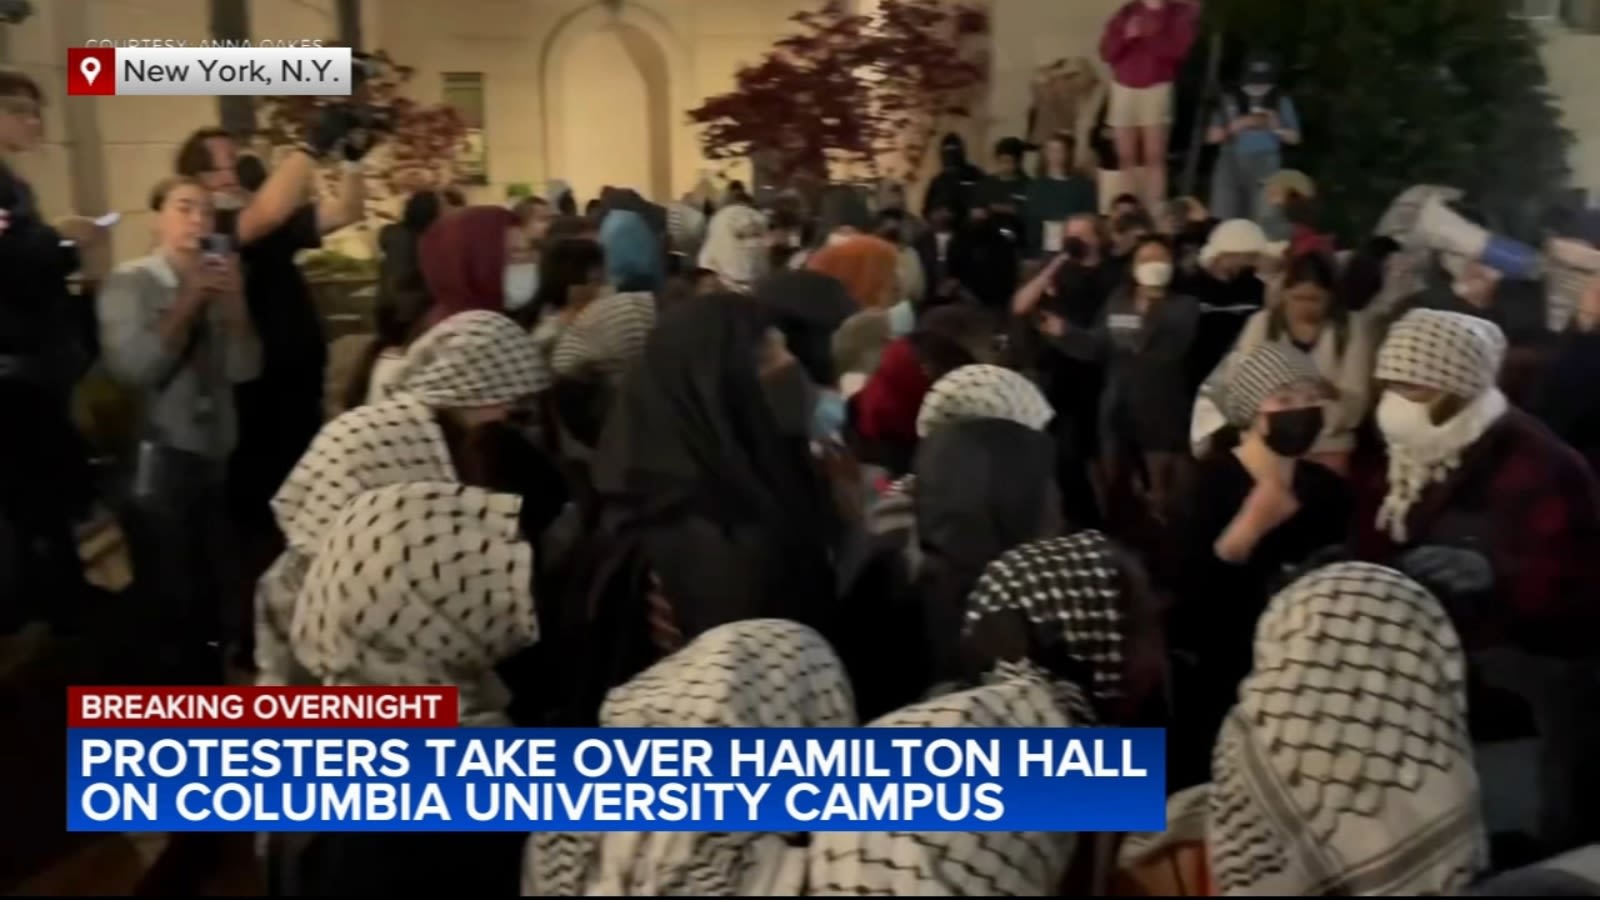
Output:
top-left (4, 0), bottom-right (1597, 265)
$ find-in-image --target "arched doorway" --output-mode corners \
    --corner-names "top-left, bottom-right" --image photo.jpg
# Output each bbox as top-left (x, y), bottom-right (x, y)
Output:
top-left (542, 3), bottom-right (687, 205)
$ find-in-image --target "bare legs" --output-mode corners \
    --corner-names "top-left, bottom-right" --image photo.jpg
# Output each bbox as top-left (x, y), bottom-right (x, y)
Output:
top-left (1112, 123), bottom-right (1169, 209)
top-left (1140, 123), bottom-right (1169, 209)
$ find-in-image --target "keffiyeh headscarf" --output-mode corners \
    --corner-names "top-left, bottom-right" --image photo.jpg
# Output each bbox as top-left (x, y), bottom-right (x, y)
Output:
top-left (916, 365), bottom-right (1054, 439)
top-left (256, 396), bottom-right (456, 685)
top-left (257, 310), bottom-right (546, 685)
top-left (388, 309), bottom-right (551, 406)
top-left (964, 531), bottom-right (1129, 721)
top-left (292, 482), bottom-right (536, 726)
top-left (549, 291), bottom-right (657, 384)
top-left (807, 672), bottom-right (1079, 896)
top-left (698, 204), bottom-right (770, 293)
top-left (525, 620), bottom-right (854, 897)
top-left (1373, 309), bottom-right (1510, 541)
top-left (1209, 562), bottom-right (1485, 895)
top-left (1221, 344), bottom-right (1326, 428)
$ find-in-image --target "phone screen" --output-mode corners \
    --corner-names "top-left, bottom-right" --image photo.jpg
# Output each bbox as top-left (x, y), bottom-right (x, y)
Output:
top-left (201, 233), bottom-right (234, 257)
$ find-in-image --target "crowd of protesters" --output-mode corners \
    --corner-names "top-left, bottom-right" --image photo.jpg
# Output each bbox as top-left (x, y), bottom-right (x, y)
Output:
top-left (6, 0), bottom-right (1600, 889)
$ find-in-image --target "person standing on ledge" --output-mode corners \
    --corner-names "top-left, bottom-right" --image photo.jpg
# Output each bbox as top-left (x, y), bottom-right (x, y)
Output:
top-left (1098, 0), bottom-right (1199, 210)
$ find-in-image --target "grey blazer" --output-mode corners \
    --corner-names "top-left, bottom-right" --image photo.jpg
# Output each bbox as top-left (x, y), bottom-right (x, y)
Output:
top-left (97, 254), bottom-right (263, 460)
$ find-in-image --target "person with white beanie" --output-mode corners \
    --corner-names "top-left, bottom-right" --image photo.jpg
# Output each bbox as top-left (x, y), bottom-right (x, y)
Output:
top-left (1351, 308), bottom-right (1600, 658)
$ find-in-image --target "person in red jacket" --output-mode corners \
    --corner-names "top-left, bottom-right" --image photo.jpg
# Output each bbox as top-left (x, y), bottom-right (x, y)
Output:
top-left (1099, 0), bottom-right (1199, 211)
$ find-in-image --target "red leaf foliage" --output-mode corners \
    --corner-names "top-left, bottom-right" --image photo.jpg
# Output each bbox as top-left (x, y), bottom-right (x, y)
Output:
top-left (255, 48), bottom-right (469, 219)
top-left (687, 0), bottom-right (989, 183)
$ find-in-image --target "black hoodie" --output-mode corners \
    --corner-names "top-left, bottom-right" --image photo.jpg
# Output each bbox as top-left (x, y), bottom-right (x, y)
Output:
top-left (922, 133), bottom-right (984, 224)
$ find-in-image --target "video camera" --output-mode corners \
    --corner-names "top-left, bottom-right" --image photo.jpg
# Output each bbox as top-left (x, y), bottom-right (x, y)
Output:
top-left (339, 51), bottom-right (395, 134)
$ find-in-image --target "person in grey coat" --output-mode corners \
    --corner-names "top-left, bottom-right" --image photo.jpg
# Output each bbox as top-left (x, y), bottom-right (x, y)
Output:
top-left (1037, 234), bottom-right (1198, 525)
top-left (97, 175), bottom-right (261, 681)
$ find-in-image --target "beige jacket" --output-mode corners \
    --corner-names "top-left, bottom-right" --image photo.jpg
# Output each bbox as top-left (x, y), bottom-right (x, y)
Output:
top-left (1192, 307), bottom-right (1378, 456)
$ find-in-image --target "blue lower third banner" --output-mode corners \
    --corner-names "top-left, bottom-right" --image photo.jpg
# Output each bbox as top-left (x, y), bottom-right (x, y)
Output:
top-left (67, 727), bottom-right (1166, 832)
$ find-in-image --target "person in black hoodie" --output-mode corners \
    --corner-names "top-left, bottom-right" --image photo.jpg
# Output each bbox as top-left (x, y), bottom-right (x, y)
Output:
top-left (556, 297), bottom-right (858, 724)
top-left (922, 132), bottom-right (984, 226)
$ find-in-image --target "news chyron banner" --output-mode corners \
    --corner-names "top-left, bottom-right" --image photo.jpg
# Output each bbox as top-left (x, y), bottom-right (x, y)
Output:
top-left (67, 687), bottom-right (1167, 833)
top-left (67, 46), bottom-right (351, 97)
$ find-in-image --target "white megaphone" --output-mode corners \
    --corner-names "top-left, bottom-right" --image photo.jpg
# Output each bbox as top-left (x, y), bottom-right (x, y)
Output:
top-left (1414, 195), bottom-right (1541, 279)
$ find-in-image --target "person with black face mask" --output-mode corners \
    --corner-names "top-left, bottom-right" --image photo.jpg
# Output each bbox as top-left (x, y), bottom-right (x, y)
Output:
top-left (1164, 343), bottom-right (1349, 788)
top-left (922, 133), bottom-right (984, 226)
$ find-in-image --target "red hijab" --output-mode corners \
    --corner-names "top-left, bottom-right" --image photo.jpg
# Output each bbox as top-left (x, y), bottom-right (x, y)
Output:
top-left (855, 337), bottom-right (933, 445)
top-left (420, 205), bottom-right (518, 326)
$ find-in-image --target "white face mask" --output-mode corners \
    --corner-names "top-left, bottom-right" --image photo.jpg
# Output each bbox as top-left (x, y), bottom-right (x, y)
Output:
top-left (1242, 84), bottom-right (1271, 99)
top-left (1133, 260), bottom-right (1173, 288)
top-left (1375, 391), bottom-right (1436, 448)
top-left (503, 263), bottom-right (538, 311)
top-left (212, 192), bottom-right (244, 212)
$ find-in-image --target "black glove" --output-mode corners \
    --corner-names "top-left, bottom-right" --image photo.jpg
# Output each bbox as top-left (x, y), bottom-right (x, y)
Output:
top-left (1395, 545), bottom-right (1495, 598)
top-left (304, 104), bottom-right (351, 157)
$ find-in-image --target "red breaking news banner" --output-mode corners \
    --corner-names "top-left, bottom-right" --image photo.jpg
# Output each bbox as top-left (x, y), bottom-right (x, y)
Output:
top-left (67, 686), bottom-right (459, 728)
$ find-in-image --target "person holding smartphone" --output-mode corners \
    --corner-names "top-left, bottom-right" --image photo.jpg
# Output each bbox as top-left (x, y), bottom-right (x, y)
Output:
top-left (96, 176), bottom-right (262, 683)
top-left (1207, 55), bottom-right (1303, 224)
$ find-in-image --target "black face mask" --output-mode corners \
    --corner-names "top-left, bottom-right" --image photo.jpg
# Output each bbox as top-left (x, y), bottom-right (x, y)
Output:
top-left (761, 363), bottom-right (815, 438)
top-left (1264, 406), bottom-right (1324, 458)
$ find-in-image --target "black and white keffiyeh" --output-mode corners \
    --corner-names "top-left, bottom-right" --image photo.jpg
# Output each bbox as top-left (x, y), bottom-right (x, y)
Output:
top-left (388, 309), bottom-right (551, 406)
top-left (257, 310), bottom-right (547, 685)
top-left (256, 396), bottom-right (456, 685)
top-left (1375, 308), bottom-right (1506, 401)
top-left (292, 482), bottom-right (535, 726)
top-left (1373, 309), bottom-right (1511, 541)
top-left (1219, 343), bottom-right (1326, 429)
top-left (963, 531), bottom-right (1128, 718)
top-left (550, 291), bottom-right (658, 384)
top-left (915, 364), bottom-right (1054, 439)
top-left (1209, 562), bottom-right (1486, 896)
top-left (525, 619), bottom-right (855, 898)
top-left (807, 669), bottom-right (1081, 897)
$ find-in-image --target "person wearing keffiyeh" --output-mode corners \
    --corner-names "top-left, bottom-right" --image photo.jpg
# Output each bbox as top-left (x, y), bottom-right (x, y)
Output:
top-left (294, 481), bottom-right (536, 723)
top-left (811, 530), bottom-right (1157, 896)
top-left (254, 310), bottom-right (559, 687)
top-left (271, 481), bottom-right (535, 897)
top-left (1119, 562), bottom-right (1487, 896)
top-left (1351, 308), bottom-right (1600, 658)
top-left (860, 363), bottom-right (1053, 541)
top-left (523, 619), bottom-right (856, 897)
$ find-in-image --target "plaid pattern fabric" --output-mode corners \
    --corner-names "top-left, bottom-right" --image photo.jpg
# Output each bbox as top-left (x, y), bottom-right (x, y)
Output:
top-left (1220, 343), bottom-right (1325, 428)
top-left (1355, 409), bottom-right (1600, 655)
top-left (1209, 562), bottom-right (1486, 895)
top-left (1375, 309), bottom-right (1506, 398)
top-left (915, 365), bottom-right (1054, 439)
top-left (526, 620), bottom-right (854, 897)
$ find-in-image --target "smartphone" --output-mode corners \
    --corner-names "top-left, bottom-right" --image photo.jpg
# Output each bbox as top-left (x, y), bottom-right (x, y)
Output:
top-left (201, 232), bottom-right (233, 263)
